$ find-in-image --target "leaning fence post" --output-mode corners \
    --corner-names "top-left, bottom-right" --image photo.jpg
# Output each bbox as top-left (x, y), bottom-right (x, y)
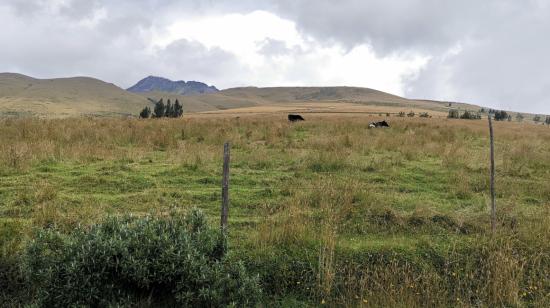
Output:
top-left (221, 142), bottom-right (230, 232)
top-left (488, 116), bottom-right (496, 233)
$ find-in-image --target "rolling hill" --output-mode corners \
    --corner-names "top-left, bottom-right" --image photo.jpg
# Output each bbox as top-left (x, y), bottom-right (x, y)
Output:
top-left (1, 73), bottom-right (531, 119)
top-left (0, 73), bottom-right (151, 117)
top-left (141, 86), bottom-right (483, 116)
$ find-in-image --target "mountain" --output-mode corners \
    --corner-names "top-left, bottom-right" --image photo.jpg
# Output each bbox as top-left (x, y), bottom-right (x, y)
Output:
top-left (0, 73), bottom-right (151, 117)
top-left (127, 76), bottom-right (218, 95)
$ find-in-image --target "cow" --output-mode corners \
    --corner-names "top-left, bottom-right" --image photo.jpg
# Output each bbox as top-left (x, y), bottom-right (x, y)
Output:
top-left (368, 120), bottom-right (390, 128)
top-left (288, 114), bottom-right (305, 122)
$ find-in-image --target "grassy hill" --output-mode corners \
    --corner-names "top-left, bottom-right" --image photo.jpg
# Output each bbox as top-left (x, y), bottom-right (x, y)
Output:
top-left (0, 73), bottom-right (151, 118)
top-left (142, 86), bottom-right (488, 116)
top-left (1, 73), bottom-right (542, 121)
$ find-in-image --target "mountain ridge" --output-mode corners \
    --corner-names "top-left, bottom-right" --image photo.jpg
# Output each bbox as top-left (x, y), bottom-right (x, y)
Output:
top-left (127, 76), bottom-right (218, 95)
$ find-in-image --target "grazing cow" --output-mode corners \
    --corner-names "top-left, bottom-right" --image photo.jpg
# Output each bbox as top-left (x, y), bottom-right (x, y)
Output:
top-left (369, 120), bottom-right (390, 128)
top-left (288, 114), bottom-right (305, 122)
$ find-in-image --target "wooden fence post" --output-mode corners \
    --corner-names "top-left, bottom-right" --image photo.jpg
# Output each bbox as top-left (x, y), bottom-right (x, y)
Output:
top-left (221, 142), bottom-right (230, 231)
top-left (488, 116), bottom-right (496, 233)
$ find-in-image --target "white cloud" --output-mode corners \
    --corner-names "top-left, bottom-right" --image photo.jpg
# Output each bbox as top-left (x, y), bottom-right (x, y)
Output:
top-left (153, 10), bottom-right (427, 93)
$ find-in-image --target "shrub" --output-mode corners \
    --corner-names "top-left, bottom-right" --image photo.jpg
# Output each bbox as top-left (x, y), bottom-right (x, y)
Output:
top-left (460, 110), bottom-right (482, 120)
top-left (22, 209), bottom-right (261, 307)
top-left (407, 111), bottom-right (415, 117)
top-left (419, 112), bottom-right (430, 118)
top-left (448, 109), bottom-right (460, 119)
top-left (494, 110), bottom-right (509, 121)
top-left (516, 113), bottom-right (524, 122)
top-left (397, 112), bottom-right (406, 117)
top-left (139, 106), bottom-right (151, 118)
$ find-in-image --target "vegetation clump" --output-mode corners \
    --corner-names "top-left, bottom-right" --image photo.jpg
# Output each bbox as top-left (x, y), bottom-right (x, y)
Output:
top-left (140, 98), bottom-right (184, 119)
top-left (22, 209), bottom-right (261, 307)
top-left (139, 106), bottom-right (151, 118)
top-left (448, 109), bottom-right (482, 120)
top-left (492, 110), bottom-right (509, 121)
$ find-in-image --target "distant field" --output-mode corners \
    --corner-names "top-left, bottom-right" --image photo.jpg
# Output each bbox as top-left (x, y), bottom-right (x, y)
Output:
top-left (1, 115), bottom-right (549, 306)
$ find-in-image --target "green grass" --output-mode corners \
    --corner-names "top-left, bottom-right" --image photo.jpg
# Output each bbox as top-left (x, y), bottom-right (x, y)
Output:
top-left (0, 116), bottom-right (549, 306)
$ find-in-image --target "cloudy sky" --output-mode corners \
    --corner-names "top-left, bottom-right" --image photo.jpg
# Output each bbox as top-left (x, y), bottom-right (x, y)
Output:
top-left (1, 0), bottom-right (549, 113)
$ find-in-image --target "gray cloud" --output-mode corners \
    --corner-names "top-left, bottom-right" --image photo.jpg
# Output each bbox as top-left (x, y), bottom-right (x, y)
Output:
top-left (272, 0), bottom-right (550, 113)
top-left (1, 0), bottom-right (549, 113)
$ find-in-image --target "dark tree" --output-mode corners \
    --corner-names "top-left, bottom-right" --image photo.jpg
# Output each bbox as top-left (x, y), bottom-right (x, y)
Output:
top-left (493, 110), bottom-right (508, 121)
top-left (174, 99), bottom-right (184, 117)
top-left (165, 99), bottom-right (174, 117)
top-left (545, 116), bottom-right (550, 125)
top-left (448, 109), bottom-right (460, 119)
top-left (139, 106), bottom-right (151, 118)
top-left (153, 99), bottom-right (165, 118)
top-left (534, 115), bottom-right (542, 123)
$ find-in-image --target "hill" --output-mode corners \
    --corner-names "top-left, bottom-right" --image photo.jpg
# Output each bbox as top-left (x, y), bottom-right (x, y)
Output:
top-left (127, 76), bottom-right (218, 95)
top-left (143, 86), bottom-right (483, 116)
top-left (1, 73), bottom-right (537, 119)
top-left (0, 73), bottom-right (151, 118)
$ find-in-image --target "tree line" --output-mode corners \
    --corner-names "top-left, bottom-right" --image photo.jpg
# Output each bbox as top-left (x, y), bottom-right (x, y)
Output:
top-left (449, 108), bottom-right (550, 124)
top-left (140, 99), bottom-right (183, 118)
top-left (447, 109), bottom-right (482, 120)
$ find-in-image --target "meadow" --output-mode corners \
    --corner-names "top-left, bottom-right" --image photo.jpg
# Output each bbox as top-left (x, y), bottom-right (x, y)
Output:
top-left (0, 114), bottom-right (549, 306)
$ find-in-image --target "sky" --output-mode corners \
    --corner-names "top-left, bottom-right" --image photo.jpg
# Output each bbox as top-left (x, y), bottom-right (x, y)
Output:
top-left (1, 0), bottom-right (549, 113)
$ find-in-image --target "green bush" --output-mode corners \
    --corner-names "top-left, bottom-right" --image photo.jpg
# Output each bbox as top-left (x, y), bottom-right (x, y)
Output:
top-left (22, 209), bottom-right (262, 307)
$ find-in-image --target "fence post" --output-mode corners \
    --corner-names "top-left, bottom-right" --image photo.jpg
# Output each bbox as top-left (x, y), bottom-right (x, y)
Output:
top-left (221, 142), bottom-right (230, 232)
top-left (488, 116), bottom-right (496, 233)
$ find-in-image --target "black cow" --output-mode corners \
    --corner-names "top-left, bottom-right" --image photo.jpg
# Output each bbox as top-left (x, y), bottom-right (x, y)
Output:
top-left (369, 120), bottom-right (390, 128)
top-left (288, 114), bottom-right (305, 122)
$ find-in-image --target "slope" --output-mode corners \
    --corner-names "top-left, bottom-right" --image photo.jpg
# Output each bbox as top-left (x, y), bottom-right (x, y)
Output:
top-left (141, 86), bottom-right (482, 116)
top-left (0, 73), bottom-right (151, 117)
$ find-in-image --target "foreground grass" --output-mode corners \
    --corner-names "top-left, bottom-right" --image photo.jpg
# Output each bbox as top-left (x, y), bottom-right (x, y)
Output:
top-left (0, 115), bottom-right (549, 306)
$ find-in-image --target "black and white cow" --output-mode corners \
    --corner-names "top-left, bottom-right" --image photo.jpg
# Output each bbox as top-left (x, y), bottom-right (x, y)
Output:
top-left (368, 120), bottom-right (390, 128)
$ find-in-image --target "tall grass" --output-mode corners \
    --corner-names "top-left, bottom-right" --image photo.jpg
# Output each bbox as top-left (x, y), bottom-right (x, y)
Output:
top-left (0, 115), bottom-right (549, 306)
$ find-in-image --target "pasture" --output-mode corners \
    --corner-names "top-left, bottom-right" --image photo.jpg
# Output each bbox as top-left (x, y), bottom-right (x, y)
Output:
top-left (0, 114), bottom-right (549, 306)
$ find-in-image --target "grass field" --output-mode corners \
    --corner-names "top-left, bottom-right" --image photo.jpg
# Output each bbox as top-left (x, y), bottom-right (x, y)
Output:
top-left (0, 114), bottom-right (549, 306)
